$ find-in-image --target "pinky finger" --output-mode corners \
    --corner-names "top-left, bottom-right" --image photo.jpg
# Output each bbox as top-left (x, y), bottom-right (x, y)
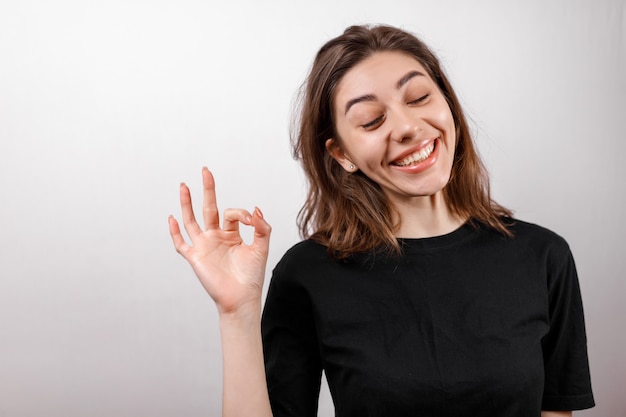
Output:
top-left (168, 215), bottom-right (191, 256)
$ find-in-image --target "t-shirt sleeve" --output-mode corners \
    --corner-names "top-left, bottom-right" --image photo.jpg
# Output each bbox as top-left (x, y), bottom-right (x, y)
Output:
top-left (261, 257), bottom-right (323, 417)
top-left (541, 242), bottom-right (595, 410)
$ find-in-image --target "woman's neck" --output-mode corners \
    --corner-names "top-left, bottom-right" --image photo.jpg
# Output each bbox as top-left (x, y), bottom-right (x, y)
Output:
top-left (391, 193), bottom-right (465, 239)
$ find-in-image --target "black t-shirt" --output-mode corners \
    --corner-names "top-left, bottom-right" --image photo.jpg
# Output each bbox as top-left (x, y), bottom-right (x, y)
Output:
top-left (261, 219), bottom-right (594, 416)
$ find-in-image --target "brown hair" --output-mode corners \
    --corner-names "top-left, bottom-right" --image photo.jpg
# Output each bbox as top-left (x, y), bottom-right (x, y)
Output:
top-left (292, 24), bottom-right (512, 259)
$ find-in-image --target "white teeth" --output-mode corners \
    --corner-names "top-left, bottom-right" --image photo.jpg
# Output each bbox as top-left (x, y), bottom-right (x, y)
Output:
top-left (393, 143), bottom-right (435, 166)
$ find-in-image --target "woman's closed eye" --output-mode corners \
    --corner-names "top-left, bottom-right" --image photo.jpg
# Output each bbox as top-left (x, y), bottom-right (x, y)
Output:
top-left (408, 93), bottom-right (430, 105)
top-left (361, 115), bottom-right (385, 130)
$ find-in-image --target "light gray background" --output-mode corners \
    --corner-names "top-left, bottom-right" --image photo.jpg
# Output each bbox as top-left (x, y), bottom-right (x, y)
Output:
top-left (1, 0), bottom-right (624, 416)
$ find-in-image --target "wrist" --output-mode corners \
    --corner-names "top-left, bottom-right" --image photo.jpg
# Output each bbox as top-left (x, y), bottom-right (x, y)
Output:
top-left (218, 300), bottom-right (263, 328)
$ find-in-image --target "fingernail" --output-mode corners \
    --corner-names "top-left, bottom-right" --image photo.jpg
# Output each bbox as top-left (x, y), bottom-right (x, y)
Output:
top-left (254, 207), bottom-right (264, 219)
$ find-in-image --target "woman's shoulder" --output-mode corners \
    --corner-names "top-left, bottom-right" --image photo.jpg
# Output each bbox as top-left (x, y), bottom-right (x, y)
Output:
top-left (271, 239), bottom-right (336, 281)
top-left (506, 218), bottom-right (568, 243)
top-left (503, 217), bottom-right (573, 259)
top-left (281, 238), bottom-right (329, 262)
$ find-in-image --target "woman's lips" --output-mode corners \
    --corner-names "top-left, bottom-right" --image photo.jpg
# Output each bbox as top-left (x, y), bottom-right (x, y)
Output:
top-left (391, 141), bottom-right (436, 166)
top-left (390, 139), bottom-right (440, 174)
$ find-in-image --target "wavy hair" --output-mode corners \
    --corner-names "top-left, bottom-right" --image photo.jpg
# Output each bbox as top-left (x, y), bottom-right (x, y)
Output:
top-left (292, 25), bottom-right (512, 259)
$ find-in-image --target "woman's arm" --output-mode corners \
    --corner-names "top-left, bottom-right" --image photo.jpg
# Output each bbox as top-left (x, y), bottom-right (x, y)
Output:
top-left (220, 303), bottom-right (272, 417)
top-left (169, 167), bottom-right (273, 417)
top-left (541, 412), bottom-right (572, 417)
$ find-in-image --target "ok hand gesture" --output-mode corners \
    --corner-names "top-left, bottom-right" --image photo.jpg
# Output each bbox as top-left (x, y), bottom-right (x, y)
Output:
top-left (168, 167), bottom-right (271, 316)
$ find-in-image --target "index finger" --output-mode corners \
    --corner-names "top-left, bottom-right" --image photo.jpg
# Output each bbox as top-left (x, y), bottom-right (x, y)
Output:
top-left (202, 167), bottom-right (220, 231)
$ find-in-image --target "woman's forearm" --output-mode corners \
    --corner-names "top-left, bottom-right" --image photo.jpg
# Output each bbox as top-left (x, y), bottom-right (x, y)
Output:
top-left (219, 302), bottom-right (273, 417)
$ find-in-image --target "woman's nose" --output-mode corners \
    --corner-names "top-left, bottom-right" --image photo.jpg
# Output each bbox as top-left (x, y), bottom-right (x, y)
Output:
top-left (389, 108), bottom-right (422, 143)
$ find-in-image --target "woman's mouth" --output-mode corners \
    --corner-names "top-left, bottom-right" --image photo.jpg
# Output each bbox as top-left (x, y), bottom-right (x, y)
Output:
top-left (391, 141), bottom-right (436, 167)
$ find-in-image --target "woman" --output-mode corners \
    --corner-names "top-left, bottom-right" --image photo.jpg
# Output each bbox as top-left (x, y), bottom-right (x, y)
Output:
top-left (168, 25), bottom-right (594, 417)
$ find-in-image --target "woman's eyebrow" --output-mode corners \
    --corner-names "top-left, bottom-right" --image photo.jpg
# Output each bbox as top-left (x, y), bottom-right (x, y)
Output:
top-left (397, 70), bottom-right (425, 89)
top-left (344, 94), bottom-right (377, 115)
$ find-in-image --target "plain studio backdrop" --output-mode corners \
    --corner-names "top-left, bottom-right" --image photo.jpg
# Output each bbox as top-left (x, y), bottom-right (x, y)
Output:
top-left (0, 0), bottom-right (624, 416)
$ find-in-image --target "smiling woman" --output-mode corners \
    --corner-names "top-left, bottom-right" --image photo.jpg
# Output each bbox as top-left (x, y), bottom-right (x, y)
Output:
top-left (326, 52), bottom-right (459, 238)
top-left (169, 24), bottom-right (595, 417)
top-left (296, 26), bottom-right (513, 256)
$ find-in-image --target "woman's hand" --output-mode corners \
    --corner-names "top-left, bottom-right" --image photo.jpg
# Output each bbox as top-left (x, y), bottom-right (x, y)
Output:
top-left (168, 167), bottom-right (271, 316)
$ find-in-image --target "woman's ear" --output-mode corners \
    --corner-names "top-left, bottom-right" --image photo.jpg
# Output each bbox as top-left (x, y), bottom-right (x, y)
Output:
top-left (325, 138), bottom-right (358, 173)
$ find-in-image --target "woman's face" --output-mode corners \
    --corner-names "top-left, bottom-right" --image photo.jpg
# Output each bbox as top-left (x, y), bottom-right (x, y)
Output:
top-left (328, 51), bottom-right (456, 206)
